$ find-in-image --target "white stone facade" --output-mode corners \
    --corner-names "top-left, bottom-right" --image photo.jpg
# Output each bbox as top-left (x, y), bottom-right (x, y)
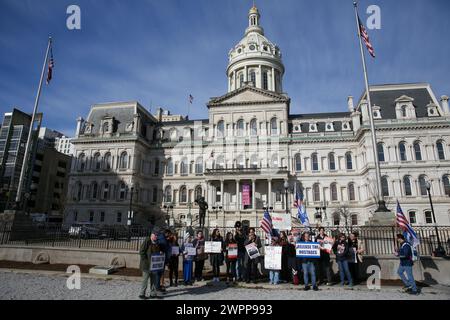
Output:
top-left (63, 6), bottom-right (450, 228)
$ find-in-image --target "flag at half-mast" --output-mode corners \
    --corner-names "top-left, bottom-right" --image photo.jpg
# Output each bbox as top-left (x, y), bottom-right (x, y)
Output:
top-left (358, 16), bottom-right (375, 58)
top-left (396, 200), bottom-right (420, 247)
top-left (46, 42), bottom-right (54, 84)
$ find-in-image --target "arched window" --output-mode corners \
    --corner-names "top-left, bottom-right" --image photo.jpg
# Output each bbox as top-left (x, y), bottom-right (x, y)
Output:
top-left (236, 119), bottom-right (245, 137)
top-left (328, 153), bottom-right (336, 171)
top-left (401, 105), bottom-right (407, 117)
top-left (381, 176), bottom-right (389, 197)
top-left (91, 182), bottom-right (98, 200)
top-left (443, 175), bottom-right (450, 197)
top-left (250, 119), bottom-right (257, 136)
top-left (345, 152), bottom-right (353, 170)
top-left (180, 158), bottom-right (189, 176)
top-left (262, 71), bottom-right (268, 90)
top-left (119, 182), bottom-right (127, 200)
top-left (154, 158), bottom-right (160, 175)
top-left (217, 121), bottom-right (225, 138)
top-left (236, 155), bottom-right (245, 169)
top-left (119, 152), bottom-right (128, 169)
top-left (377, 143), bottom-right (385, 162)
top-left (169, 128), bottom-right (177, 141)
top-left (76, 182), bottom-right (83, 201)
top-left (313, 184), bottom-right (321, 202)
top-left (93, 153), bottom-right (101, 171)
top-left (413, 141), bottom-right (422, 161)
top-left (270, 118), bottom-right (278, 135)
top-left (78, 153), bottom-right (86, 172)
top-left (103, 153), bottom-right (112, 171)
top-left (179, 186), bottom-right (187, 203)
top-left (195, 157), bottom-right (203, 174)
top-left (348, 183), bottom-right (356, 201)
top-left (164, 186), bottom-right (172, 203)
top-left (101, 182), bottom-right (109, 200)
top-left (250, 154), bottom-right (259, 169)
top-left (166, 158), bottom-right (174, 175)
top-left (194, 186), bottom-right (202, 201)
top-left (270, 154), bottom-right (278, 168)
top-left (249, 70), bottom-right (256, 85)
top-left (330, 183), bottom-right (338, 201)
top-left (399, 142), bottom-right (407, 161)
top-left (311, 153), bottom-right (319, 171)
top-left (216, 155), bottom-right (225, 169)
top-left (436, 140), bottom-right (446, 160)
top-left (295, 154), bottom-right (302, 172)
top-left (419, 175), bottom-right (428, 196)
top-left (239, 73), bottom-right (244, 88)
top-left (403, 176), bottom-right (412, 196)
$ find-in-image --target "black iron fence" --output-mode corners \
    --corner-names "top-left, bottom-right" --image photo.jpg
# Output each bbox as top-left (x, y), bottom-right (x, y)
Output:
top-left (1, 222), bottom-right (450, 257)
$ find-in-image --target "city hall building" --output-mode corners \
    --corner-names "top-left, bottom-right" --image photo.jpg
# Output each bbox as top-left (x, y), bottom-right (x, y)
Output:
top-left (64, 6), bottom-right (450, 228)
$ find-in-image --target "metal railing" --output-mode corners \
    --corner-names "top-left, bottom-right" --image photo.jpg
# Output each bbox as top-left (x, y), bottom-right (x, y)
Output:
top-left (1, 222), bottom-right (449, 257)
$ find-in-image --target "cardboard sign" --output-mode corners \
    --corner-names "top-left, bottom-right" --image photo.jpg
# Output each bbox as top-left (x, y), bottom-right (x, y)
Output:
top-left (271, 213), bottom-right (292, 231)
top-left (150, 254), bottom-right (165, 271)
top-left (171, 246), bottom-right (180, 255)
top-left (205, 241), bottom-right (222, 253)
top-left (186, 246), bottom-right (197, 256)
top-left (245, 243), bottom-right (260, 260)
top-left (227, 244), bottom-right (238, 259)
top-left (295, 242), bottom-right (321, 258)
top-left (320, 237), bottom-right (335, 254)
top-left (264, 246), bottom-right (282, 270)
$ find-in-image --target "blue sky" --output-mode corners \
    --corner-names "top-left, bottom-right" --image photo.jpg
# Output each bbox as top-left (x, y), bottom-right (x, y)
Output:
top-left (0, 0), bottom-right (449, 136)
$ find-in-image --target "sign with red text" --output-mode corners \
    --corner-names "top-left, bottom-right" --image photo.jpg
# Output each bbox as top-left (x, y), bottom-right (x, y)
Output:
top-left (271, 213), bottom-right (292, 231)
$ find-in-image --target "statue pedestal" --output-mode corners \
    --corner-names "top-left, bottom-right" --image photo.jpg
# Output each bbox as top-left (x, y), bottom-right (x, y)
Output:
top-left (365, 211), bottom-right (396, 226)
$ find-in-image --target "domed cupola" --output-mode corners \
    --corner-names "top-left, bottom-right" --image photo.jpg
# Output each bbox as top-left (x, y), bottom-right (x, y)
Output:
top-left (227, 5), bottom-right (285, 93)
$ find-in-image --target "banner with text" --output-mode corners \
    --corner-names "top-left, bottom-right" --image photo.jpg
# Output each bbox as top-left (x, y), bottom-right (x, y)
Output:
top-left (295, 242), bottom-right (321, 258)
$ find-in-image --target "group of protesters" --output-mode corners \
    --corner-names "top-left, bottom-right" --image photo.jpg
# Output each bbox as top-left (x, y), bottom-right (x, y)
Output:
top-left (139, 221), bottom-right (419, 299)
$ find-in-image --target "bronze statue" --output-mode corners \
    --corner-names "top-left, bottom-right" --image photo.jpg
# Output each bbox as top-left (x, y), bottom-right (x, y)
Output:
top-left (195, 196), bottom-right (208, 228)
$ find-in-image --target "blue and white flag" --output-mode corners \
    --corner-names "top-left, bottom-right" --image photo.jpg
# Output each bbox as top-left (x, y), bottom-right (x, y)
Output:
top-left (295, 190), bottom-right (310, 227)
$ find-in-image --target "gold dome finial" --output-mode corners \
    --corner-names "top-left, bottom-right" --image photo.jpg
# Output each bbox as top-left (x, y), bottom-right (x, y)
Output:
top-left (249, 1), bottom-right (258, 14)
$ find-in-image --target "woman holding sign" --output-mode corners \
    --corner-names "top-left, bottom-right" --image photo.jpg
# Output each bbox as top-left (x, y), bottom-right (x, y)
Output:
top-left (332, 233), bottom-right (353, 288)
top-left (209, 229), bottom-right (224, 282)
top-left (168, 234), bottom-right (180, 287)
top-left (224, 232), bottom-right (238, 284)
top-left (192, 230), bottom-right (208, 282)
top-left (244, 228), bottom-right (262, 284)
top-left (181, 234), bottom-right (195, 286)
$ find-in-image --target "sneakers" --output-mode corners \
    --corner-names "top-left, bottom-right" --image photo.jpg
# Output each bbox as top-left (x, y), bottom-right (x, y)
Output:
top-left (138, 295), bottom-right (148, 300)
top-left (313, 286), bottom-right (319, 291)
top-left (326, 282), bottom-right (332, 286)
top-left (304, 286), bottom-right (310, 291)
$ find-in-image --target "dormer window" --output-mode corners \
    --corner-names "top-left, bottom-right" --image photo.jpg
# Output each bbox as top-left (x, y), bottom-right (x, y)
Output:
top-left (309, 123), bottom-right (318, 132)
top-left (395, 95), bottom-right (416, 119)
top-left (342, 122), bottom-right (351, 131)
top-left (427, 102), bottom-right (440, 117)
top-left (293, 125), bottom-right (301, 133)
top-left (325, 123), bottom-right (334, 132)
top-left (373, 106), bottom-right (382, 119)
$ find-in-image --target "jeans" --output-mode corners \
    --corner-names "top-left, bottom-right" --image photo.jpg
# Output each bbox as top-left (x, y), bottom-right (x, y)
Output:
top-left (337, 260), bottom-right (353, 286)
top-left (169, 256), bottom-right (179, 284)
top-left (141, 271), bottom-right (161, 296)
top-left (236, 251), bottom-right (246, 280)
top-left (183, 260), bottom-right (193, 283)
top-left (349, 261), bottom-right (360, 283)
top-left (194, 259), bottom-right (205, 280)
top-left (269, 270), bottom-right (280, 284)
top-left (226, 260), bottom-right (237, 280)
top-left (246, 258), bottom-right (258, 282)
top-left (302, 262), bottom-right (316, 287)
top-left (318, 257), bottom-right (332, 283)
top-left (398, 265), bottom-right (417, 292)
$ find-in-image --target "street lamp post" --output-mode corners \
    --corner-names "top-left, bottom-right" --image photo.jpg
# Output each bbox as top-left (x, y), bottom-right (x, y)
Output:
top-left (126, 185), bottom-right (135, 242)
top-left (283, 181), bottom-right (290, 215)
top-left (187, 202), bottom-right (193, 227)
top-left (425, 182), bottom-right (446, 257)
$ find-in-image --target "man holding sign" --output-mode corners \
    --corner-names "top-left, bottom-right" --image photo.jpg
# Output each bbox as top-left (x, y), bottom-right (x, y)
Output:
top-left (139, 230), bottom-right (164, 299)
top-left (296, 232), bottom-right (319, 291)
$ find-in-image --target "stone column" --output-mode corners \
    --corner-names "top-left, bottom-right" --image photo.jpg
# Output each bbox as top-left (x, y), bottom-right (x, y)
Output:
top-left (271, 67), bottom-right (275, 91)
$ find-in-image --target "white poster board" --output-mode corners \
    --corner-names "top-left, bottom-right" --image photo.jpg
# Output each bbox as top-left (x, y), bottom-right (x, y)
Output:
top-left (204, 241), bottom-right (222, 253)
top-left (271, 213), bottom-right (292, 231)
top-left (186, 247), bottom-right (197, 256)
top-left (245, 243), bottom-right (260, 260)
top-left (320, 237), bottom-right (335, 254)
top-left (264, 246), bottom-right (282, 270)
top-left (227, 244), bottom-right (238, 259)
top-left (295, 242), bottom-right (321, 258)
top-left (150, 254), bottom-right (165, 271)
top-left (171, 246), bottom-right (180, 255)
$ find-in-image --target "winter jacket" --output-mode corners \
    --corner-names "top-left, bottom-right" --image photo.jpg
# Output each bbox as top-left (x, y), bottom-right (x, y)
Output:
top-left (398, 242), bottom-right (414, 267)
top-left (333, 239), bottom-right (351, 262)
top-left (139, 237), bottom-right (162, 271)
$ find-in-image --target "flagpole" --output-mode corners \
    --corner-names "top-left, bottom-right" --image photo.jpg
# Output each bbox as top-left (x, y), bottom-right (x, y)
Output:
top-left (15, 37), bottom-right (52, 206)
top-left (353, 2), bottom-right (388, 213)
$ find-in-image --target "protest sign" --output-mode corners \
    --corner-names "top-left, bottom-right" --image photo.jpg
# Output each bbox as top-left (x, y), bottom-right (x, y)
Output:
top-left (227, 243), bottom-right (238, 259)
top-left (245, 243), bottom-right (260, 260)
top-left (295, 242), bottom-right (321, 258)
top-left (150, 254), bottom-right (165, 271)
top-left (320, 237), bottom-right (335, 254)
top-left (271, 213), bottom-right (292, 231)
top-left (171, 246), bottom-right (180, 255)
top-left (186, 246), bottom-right (197, 256)
top-left (205, 241), bottom-right (222, 253)
top-left (264, 246), bottom-right (282, 270)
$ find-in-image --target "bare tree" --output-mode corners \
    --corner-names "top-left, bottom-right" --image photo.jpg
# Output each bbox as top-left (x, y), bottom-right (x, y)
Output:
top-left (333, 204), bottom-right (352, 234)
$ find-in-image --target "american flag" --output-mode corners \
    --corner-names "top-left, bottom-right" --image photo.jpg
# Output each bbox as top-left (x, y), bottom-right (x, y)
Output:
top-left (260, 208), bottom-right (273, 235)
top-left (358, 16), bottom-right (375, 58)
top-left (46, 45), bottom-right (54, 85)
top-left (188, 94), bottom-right (194, 104)
top-left (396, 201), bottom-right (420, 247)
top-left (295, 190), bottom-right (310, 227)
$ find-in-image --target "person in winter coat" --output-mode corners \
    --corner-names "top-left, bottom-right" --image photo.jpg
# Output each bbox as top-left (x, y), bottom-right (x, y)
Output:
top-left (224, 232), bottom-right (238, 283)
top-left (244, 227), bottom-right (262, 284)
top-left (268, 237), bottom-right (281, 285)
top-left (300, 232), bottom-right (319, 291)
top-left (316, 227), bottom-right (333, 285)
top-left (192, 230), bottom-right (208, 281)
top-left (395, 234), bottom-right (419, 295)
top-left (279, 231), bottom-right (290, 283)
top-left (168, 233), bottom-right (180, 287)
top-left (332, 233), bottom-right (353, 288)
top-left (210, 228), bottom-right (224, 282)
top-left (348, 232), bottom-right (365, 284)
top-left (181, 233), bottom-right (195, 286)
top-left (234, 221), bottom-right (247, 281)
top-left (139, 231), bottom-right (164, 299)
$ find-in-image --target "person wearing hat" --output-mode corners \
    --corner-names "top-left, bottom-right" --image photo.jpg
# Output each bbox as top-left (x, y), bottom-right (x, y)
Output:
top-left (139, 230), bottom-right (164, 299)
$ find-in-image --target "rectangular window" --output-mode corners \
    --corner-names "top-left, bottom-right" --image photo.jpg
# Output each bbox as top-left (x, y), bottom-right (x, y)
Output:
top-left (100, 212), bottom-right (105, 222)
top-left (424, 211), bottom-right (433, 224)
top-left (89, 211), bottom-right (94, 223)
top-left (152, 187), bottom-right (158, 203)
top-left (409, 211), bottom-right (416, 224)
top-left (117, 212), bottom-right (122, 223)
